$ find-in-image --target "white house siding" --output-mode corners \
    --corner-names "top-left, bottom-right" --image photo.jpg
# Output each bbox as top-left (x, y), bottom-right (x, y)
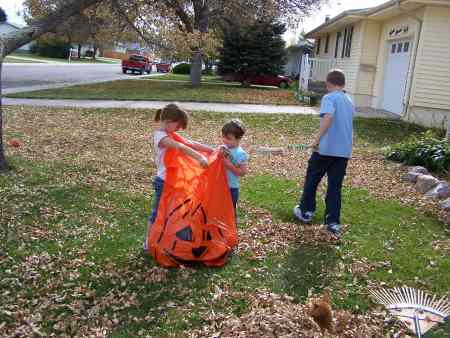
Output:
top-left (314, 22), bottom-right (364, 103)
top-left (371, 8), bottom-right (425, 110)
top-left (356, 21), bottom-right (382, 106)
top-left (410, 6), bottom-right (450, 113)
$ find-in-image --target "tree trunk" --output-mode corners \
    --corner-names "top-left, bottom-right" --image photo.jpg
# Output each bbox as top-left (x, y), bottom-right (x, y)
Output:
top-left (190, 50), bottom-right (202, 87)
top-left (93, 45), bottom-right (98, 60)
top-left (189, 0), bottom-right (209, 87)
top-left (0, 42), bottom-right (8, 172)
top-left (78, 43), bottom-right (82, 59)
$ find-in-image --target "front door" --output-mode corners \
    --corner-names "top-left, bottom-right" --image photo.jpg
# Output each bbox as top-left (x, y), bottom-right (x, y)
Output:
top-left (382, 40), bottom-right (412, 114)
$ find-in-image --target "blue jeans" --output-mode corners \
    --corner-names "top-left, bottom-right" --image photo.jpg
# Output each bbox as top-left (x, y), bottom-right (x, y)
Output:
top-left (230, 188), bottom-right (239, 212)
top-left (299, 152), bottom-right (348, 225)
top-left (148, 176), bottom-right (165, 225)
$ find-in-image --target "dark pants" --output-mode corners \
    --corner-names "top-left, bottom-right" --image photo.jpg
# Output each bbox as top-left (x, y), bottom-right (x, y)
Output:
top-left (230, 188), bottom-right (239, 211)
top-left (148, 176), bottom-right (165, 225)
top-left (299, 152), bottom-right (348, 225)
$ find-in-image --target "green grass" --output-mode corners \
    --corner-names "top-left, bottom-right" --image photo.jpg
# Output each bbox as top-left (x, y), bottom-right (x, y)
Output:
top-left (8, 52), bottom-right (120, 64)
top-left (0, 107), bottom-right (447, 336)
top-left (7, 79), bottom-right (300, 105)
top-left (4, 56), bottom-right (43, 63)
top-left (145, 73), bottom-right (228, 83)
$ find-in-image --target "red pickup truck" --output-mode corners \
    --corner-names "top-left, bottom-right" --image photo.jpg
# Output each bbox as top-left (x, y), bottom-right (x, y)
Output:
top-left (122, 55), bottom-right (152, 75)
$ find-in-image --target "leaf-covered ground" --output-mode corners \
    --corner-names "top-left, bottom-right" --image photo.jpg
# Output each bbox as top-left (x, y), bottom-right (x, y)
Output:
top-left (7, 79), bottom-right (300, 105)
top-left (1, 107), bottom-right (449, 337)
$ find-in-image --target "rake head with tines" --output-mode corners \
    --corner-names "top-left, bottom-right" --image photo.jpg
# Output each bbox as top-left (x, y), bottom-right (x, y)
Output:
top-left (369, 287), bottom-right (449, 338)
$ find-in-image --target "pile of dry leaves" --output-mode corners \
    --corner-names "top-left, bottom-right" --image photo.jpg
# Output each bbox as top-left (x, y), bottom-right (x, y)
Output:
top-left (188, 290), bottom-right (405, 338)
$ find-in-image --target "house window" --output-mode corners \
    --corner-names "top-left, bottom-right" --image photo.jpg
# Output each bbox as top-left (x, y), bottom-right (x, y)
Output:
top-left (404, 42), bottom-right (410, 52)
top-left (325, 34), bottom-right (330, 53)
top-left (316, 38), bottom-right (321, 55)
top-left (391, 43), bottom-right (396, 53)
top-left (397, 43), bottom-right (403, 53)
top-left (345, 26), bottom-right (354, 57)
top-left (335, 32), bottom-right (342, 58)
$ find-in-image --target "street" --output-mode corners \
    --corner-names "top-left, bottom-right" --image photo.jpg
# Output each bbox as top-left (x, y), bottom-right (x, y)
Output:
top-left (2, 63), bottom-right (151, 94)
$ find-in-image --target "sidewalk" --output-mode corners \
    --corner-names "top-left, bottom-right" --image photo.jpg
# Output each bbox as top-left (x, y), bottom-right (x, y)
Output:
top-left (3, 98), bottom-right (320, 115)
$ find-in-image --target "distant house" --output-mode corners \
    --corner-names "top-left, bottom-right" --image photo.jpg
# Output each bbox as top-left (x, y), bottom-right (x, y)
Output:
top-left (284, 39), bottom-right (314, 78)
top-left (0, 22), bottom-right (33, 51)
top-left (101, 42), bottom-right (154, 60)
top-left (303, 0), bottom-right (450, 127)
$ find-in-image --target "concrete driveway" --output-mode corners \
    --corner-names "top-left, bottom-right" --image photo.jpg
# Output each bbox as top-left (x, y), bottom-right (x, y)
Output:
top-left (2, 63), bottom-right (156, 94)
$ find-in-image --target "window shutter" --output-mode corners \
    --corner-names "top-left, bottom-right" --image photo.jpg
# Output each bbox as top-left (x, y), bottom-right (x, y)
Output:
top-left (335, 32), bottom-right (341, 58)
top-left (345, 26), bottom-right (354, 57)
top-left (325, 34), bottom-right (330, 53)
top-left (341, 28), bottom-right (347, 58)
top-left (316, 38), bottom-right (321, 55)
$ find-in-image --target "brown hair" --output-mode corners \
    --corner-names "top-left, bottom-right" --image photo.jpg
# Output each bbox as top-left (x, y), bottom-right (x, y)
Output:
top-left (222, 119), bottom-right (246, 139)
top-left (154, 104), bottom-right (188, 129)
top-left (326, 69), bottom-right (346, 87)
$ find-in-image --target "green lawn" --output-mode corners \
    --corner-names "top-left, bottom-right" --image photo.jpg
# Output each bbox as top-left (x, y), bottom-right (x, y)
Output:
top-left (146, 73), bottom-right (236, 84)
top-left (8, 52), bottom-right (120, 64)
top-left (1, 107), bottom-right (448, 337)
top-left (4, 56), bottom-right (43, 63)
top-left (7, 79), bottom-right (300, 105)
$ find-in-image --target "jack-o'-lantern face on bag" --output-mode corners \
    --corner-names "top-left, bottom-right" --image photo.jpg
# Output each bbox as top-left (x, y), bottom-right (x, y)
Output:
top-left (148, 133), bottom-right (237, 268)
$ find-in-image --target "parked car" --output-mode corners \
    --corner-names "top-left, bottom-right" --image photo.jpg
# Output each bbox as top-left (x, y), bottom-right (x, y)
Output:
top-left (156, 63), bottom-right (172, 73)
top-left (236, 72), bottom-right (293, 88)
top-left (122, 55), bottom-right (152, 75)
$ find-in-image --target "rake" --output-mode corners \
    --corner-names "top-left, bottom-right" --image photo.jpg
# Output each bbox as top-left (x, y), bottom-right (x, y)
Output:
top-left (369, 287), bottom-right (449, 337)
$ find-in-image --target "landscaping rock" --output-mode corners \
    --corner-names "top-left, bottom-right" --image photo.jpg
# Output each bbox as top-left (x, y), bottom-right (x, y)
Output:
top-left (257, 147), bottom-right (284, 156)
top-left (425, 182), bottom-right (450, 199)
top-left (410, 166), bottom-right (429, 175)
top-left (415, 175), bottom-right (440, 194)
top-left (440, 198), bottom-right (450, 211)
top-left (401, 172), bottom-right (421, 183)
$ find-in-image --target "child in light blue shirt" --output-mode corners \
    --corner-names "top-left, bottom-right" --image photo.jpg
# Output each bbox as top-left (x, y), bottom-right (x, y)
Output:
top-left (294, 69), bottom-right (354, 239)
top-left (221, 119), bottom-right (249, 215)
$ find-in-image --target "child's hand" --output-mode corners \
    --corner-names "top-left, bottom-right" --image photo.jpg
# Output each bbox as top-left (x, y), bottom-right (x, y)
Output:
top-left (198, 155), bottom-right (209, 168)
top-left (310, 138), bottom-right (320, 151)
top-left (219, 145), bottom-right (231, 158)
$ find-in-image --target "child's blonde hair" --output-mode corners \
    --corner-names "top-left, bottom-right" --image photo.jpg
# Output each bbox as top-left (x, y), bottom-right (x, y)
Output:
top-left (155, 104), bottom-right (188, 129)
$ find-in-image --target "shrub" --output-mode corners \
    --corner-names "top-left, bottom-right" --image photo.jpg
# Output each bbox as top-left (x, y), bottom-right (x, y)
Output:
top-left (385, 131), bottom-right (450, 174)
top-left (173, 63), bottom-right (191, 74)
top-left (33, 38), bottom-right (71, 59)
top-left (84, 50), bottom-right (95, 58)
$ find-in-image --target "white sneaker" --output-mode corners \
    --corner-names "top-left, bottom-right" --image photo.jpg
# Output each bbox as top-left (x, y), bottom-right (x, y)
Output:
top-left (293, 205), bottom-right (314, 223)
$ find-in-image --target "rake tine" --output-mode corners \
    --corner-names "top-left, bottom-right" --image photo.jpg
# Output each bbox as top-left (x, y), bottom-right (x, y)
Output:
top-left (376, 289), bottom-right (391, 306)
top-left (384, 288), bottom-right (397, 305)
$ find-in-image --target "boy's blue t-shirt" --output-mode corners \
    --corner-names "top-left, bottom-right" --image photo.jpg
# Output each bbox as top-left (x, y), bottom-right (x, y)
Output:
top-left (319, 90), bottom-right (355, 159)
top-left (226, 146), bottom-right (248, 188)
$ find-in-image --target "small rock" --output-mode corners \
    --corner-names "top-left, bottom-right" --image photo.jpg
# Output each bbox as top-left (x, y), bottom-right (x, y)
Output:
top-left (425, 182), bottom-right (450, 200)
top-left (440, 198), bottom-right (450, 211)
top-left (401, 172), bottom-right (421, 183)
top-left (257, 147), bottom-right (284, 156)
top-left (409, 166), bottom-right (429, 175)
top-left (416, 175), bottom-right (440, 194)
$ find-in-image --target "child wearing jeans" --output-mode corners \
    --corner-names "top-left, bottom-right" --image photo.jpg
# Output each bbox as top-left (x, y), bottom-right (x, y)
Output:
top-left (221, 119), bottom-right (249, 217)
top-left (144, 104), bottom-right (214, 250)
top-left (293, 69), bottom-right (354, 239)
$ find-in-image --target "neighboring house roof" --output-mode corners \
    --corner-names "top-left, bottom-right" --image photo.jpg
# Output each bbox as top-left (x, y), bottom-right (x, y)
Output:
top-left (305, 0), bottom-right (450, 38)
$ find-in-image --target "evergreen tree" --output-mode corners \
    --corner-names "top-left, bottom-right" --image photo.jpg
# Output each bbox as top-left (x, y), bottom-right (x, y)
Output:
top-left (218, 20), bottom-right (287, 76)
top-left (0, 7), bottom-right (7, 23)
